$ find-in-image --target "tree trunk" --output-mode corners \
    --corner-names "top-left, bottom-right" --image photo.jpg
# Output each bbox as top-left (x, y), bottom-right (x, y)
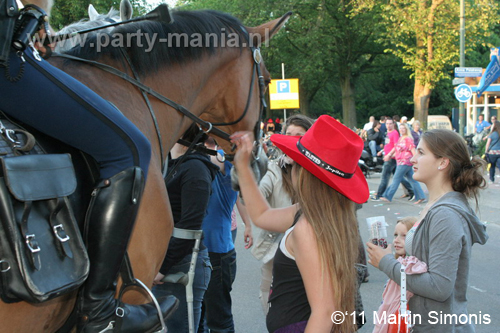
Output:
top-left (414, 77), bottom-right (432, 130)
top-left (340, 75), bottom-right (357, 129)
top-left (300, 95), bottom-right (311, 116)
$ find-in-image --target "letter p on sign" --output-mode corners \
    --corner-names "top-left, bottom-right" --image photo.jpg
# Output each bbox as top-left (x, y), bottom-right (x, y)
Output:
top-left (277, 80), bottom-right (290, 93)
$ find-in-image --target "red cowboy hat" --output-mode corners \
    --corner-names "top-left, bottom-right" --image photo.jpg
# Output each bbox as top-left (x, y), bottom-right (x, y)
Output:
top-left (270, 115), bottom-right (368, 203)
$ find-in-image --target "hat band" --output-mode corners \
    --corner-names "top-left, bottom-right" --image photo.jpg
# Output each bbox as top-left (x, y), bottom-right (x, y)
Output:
top-left (297, 139), bottom-right (354, 179)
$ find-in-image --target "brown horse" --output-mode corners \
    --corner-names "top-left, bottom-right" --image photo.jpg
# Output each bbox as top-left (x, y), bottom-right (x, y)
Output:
top-left (0, 8), bottom-right (290, 332)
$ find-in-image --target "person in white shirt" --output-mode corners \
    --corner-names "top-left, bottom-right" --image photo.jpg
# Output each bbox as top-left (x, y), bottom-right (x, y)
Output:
top-left (363, 116), bottom-right (375, 132)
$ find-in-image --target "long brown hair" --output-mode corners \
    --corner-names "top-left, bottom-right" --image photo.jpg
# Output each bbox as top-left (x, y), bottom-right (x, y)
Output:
top-left (421, 130), bottom-right (487, 205)
top-left (295, 165), bottom-right (358, 333)
top-left (281, 114), bottom-right (315, 201)
top-left (491, 120), bottom-right (500, 136)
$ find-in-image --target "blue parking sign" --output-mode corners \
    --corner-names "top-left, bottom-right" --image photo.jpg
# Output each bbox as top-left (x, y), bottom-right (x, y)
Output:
top-left (277, 80), bottom-right (290, 93)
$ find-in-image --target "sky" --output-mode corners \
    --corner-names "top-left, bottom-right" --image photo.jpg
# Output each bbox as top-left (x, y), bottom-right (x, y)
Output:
top-left (146, 0), bottom-right (177, 9)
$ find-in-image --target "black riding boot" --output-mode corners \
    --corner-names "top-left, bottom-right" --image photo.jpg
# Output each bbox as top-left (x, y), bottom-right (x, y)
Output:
top-left (78, 167), bottom-right (178, 333)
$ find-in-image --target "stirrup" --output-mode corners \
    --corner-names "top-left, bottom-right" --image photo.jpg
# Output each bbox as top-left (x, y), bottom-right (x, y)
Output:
top-left (116, 254), bottom-right (167, 333)
top-left (115, 279), bottom-right (167, 333)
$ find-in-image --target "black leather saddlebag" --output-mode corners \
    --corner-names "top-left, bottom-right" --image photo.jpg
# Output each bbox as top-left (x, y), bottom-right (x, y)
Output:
top-left (0, 154), bottom-right (89, 303)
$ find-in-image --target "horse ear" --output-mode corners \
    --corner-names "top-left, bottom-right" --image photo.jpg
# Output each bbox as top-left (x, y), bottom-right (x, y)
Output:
top-left (120, 0), bottom-right (133, 21)
top-left (246, 12), bottom-right (292, 47)
top-left (88, 4), bottom-right (99, 21)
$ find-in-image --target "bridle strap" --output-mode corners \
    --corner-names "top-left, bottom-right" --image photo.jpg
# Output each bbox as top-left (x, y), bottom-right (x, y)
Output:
top-left (52, 28), bottom-right (267, 163)
top-left (164, 127), bottom-right (206, 182)
top-left (211, 60), bottom-right (256, 127)
top-left (177, 138), bottom-right (220, 157)
top-left (118, 47), bottom-right (166, 172)
top-left (52, 52), bottom-right (235, 142)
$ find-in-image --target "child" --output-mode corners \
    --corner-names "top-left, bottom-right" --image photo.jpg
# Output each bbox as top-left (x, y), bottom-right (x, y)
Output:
top-left (373, 217), bottom-right (427, 333)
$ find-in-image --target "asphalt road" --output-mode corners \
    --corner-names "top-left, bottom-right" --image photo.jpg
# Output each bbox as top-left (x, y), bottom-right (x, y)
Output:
top-left (231, 172), bottom-right (500, 332)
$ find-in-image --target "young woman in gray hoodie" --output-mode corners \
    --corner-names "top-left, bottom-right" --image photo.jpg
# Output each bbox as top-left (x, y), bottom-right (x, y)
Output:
top-left (368, 129), bottom-right (488, 332)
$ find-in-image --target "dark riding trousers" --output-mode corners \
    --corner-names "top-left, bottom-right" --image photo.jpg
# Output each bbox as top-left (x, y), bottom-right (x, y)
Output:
top-left (0, 0), bottom-right (151, 180)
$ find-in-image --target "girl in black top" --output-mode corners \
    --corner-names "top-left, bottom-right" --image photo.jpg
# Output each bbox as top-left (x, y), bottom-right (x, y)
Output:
top-left (232, 115), bottom-right (369, 333)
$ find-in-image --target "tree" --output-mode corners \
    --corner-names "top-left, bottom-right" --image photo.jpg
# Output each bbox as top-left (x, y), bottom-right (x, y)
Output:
top-left (50, 0), bottom-right (148, 30)
top-left (380, 0), bottom-right (499, 129)
top-left (180, 0), bottom-right (386, 128)
top-left (280, 0), bottom-right (386, 128)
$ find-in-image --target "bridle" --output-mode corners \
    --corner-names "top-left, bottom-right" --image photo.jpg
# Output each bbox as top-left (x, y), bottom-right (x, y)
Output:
top-left (54, 27), bottom-right (267, 175)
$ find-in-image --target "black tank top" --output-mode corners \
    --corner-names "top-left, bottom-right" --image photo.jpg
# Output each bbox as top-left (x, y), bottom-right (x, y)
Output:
top-left (266, 212), bottom-right (310, 332)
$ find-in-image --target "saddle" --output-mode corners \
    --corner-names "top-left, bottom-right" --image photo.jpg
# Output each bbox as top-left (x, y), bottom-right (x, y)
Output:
top-left (0, 112), bottom-right (90, 303)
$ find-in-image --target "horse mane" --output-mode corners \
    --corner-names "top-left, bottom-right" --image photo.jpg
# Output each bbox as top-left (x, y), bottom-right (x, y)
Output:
top-left (64, 10), bottom-right (248, 75)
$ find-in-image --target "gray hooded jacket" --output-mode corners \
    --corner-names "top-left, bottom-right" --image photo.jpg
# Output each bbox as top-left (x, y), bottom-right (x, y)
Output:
top-left (379, 191), bottom-right (488, 332)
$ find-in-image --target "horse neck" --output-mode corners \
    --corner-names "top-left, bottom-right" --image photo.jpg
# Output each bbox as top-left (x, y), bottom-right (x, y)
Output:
top-left (136, 50), bottom-right (240, 150)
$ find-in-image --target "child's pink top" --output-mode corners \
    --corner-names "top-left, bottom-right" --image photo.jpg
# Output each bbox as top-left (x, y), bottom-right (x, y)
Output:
top-left (372, 256), bottom-right (428, 333)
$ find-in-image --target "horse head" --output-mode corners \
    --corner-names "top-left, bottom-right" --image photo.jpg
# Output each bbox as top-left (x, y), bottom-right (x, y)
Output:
top-left (195, 13), bottom-right (292, 189)
top-left (57, 8), bottom-right (291, 187)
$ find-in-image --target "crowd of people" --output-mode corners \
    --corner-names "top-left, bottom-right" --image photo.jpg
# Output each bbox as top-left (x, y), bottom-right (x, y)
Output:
top-left (247, 114), bottom-right (489, 332)
top-left (360, 115), bottom-right (425, 203)
top-left (0, 1), bottom-right (492, 331)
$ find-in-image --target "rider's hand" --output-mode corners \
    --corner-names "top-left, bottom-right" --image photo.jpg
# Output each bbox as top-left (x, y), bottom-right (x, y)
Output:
top-left (34, 23), bottom-right (56, 57)
top-left (230, 131), bottom-right (255, 170)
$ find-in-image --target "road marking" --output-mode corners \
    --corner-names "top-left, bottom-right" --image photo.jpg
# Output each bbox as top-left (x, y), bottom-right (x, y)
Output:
top-left (470, 286), bottom-right (486, 293)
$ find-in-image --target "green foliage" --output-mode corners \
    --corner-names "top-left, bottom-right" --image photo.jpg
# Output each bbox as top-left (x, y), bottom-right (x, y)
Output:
top-left (355, 54), bottom-right (414, 121)
top-left (379, 0), bottom-right (499, 89)
top-left (476, 138), bottom-right (486, 156)
top-left (48, 0), bottom-right (500, 129)
top-left (181, 0), bottom-right (387, 127)
top-left (50, 0), bottom-right (148, 30)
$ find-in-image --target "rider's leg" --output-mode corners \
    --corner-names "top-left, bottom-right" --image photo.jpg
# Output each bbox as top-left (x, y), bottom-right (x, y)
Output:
top-left (0, 49), bottom-right (177, 331)
top-left (79, 167), bottom-right (177, 332)
top-left (0, 49), bottom-right (150, 178)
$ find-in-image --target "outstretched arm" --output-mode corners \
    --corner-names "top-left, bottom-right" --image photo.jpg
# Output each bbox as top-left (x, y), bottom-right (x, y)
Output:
top-left (231, 132), bottom-right (297, 233)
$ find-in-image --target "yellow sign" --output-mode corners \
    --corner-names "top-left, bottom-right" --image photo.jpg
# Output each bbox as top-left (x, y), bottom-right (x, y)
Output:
top-left (269, 79), bottom-right (300, 109)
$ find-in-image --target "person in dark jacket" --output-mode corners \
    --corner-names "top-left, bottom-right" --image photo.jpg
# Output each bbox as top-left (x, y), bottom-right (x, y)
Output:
top-left (153, 124), bottom-right (219, 332)
top-left (411, 120), bottom-right (423, 147)
top-left (367, 120), bottom-right (384, 161)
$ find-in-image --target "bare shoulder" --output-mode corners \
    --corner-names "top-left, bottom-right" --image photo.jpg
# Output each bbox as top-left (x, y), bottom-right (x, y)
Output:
top-left (288, 217), bottom-right (317, 256)
top-left (291, 217), bottom-right (314, 239)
